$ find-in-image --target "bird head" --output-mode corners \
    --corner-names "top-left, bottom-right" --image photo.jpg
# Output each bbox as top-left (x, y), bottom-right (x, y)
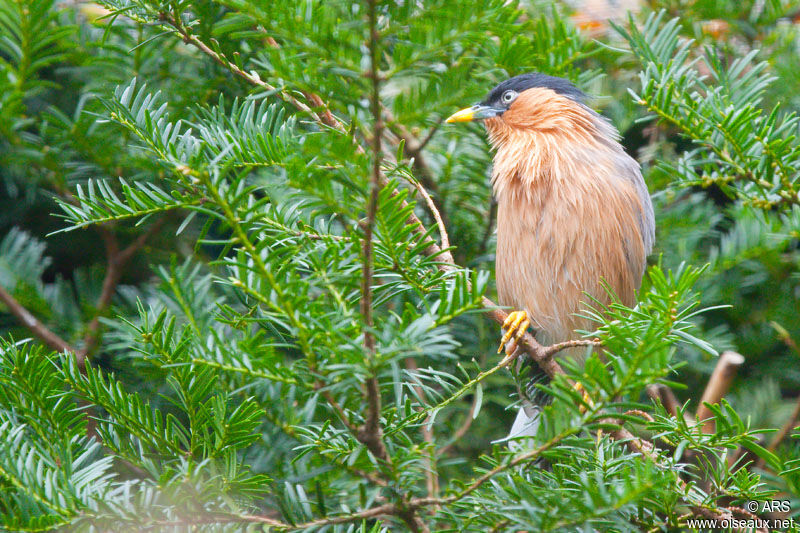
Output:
top-left (446, 73), bottom-right (596, 143)
top-left (446, 73), bottom-right (627, 200)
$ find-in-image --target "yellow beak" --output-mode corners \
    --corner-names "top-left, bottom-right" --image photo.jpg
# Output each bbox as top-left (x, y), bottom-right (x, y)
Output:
top-left (445, 107), bottom-right (477, 123)
top-left (445, 104), bottom-right (502, 123)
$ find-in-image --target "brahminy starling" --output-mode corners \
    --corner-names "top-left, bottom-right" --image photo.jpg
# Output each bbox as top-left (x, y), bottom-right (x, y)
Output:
top-left (446, 73), bottom-right (655, 440)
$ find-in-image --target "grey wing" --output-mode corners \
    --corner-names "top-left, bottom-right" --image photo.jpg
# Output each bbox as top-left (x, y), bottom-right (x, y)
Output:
top-left (623, 156), bottom-right (655, 256)
top-left (617, 153), bottom-right (656, 280)
top-left (595, 114), bottom-right (656, 259)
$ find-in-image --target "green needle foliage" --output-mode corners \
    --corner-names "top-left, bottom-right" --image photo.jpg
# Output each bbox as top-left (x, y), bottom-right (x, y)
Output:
top-left (1, 0), bottom-right (800, 531)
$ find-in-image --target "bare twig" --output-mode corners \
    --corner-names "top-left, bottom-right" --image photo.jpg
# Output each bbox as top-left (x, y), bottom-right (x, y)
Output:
top-left (406, 358), bottom-right (439, 501)
top-left (542, 338), bottom-right (602, 358)
top-left (624, 409), bottom-right (656, 423)
top-left (412, 120), bottom-right (443, 155)
top-left (313, 381), bottom-right (359, 434)
top-left (0, 284), bottom-right (74, 353)
top-left (384, 108), bottom-right (447, 215)
top-left (646, 383), bottom-right (681, 418)
top-left (757, 394), bottom-right (800, 469)
top-left (390, 120), bottom-right (442, 177)
top-left (436, 389), bottom-right (480, 457)
top-left (409, 176), bottom-right (450, 252)
top-left (77, 218), bottom-right (166, 367)
top-left (696, 351), bottom-right (745, 433)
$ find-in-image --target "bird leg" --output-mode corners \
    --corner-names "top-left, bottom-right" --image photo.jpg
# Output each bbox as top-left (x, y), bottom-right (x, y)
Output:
top-left (572, 381), bottom-right (603, 444)
top-left (572, 381), bottom-right (594, 414)
top-left (498, 310), bottom-right (530, 357)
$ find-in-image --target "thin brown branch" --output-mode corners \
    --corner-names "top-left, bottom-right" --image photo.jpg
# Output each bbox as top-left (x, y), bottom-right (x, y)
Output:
top-left (417, 427), bottom-right (579, 509)
top-left (279, 503), bottom-right (397, 530)
top-left (394, 138), bottom-right (451, 246)
top-left (624, 409), bottom-right (656, 423)
top-left (542, 338), bottom-right (602, 358)
top-left (409, 175), bottom-right (449, 252)
top-left (696, 351), bottom-right (745, 433)
top-left (757, 394), bottom-right (800, 469)
top-left (436, 390), bottom-right (479, 457)
top-left (387, 117), bottom-right (444, 194)
top-left (406, 358), bottom-right (439, 501)
top-left (0, 284), bottom-right (74, 353)
top-left (414, 120), bottom-right (444, 154)
top-left (360, 5), bottom-right (382, 347)
top-left (77, 217), bottom-right (167, 367)
top-left (354, 0), bottom-right (390, 468)
top-left (314, 381), bottom-right (359, 434)
top-left (384, 108), bottom-right (444, 193)
top-left (646, 383), bottom-right (681, 418)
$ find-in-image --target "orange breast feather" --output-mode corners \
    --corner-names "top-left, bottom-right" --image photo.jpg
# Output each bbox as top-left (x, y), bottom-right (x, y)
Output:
top-left (488, 106), bottom-right (652, 345)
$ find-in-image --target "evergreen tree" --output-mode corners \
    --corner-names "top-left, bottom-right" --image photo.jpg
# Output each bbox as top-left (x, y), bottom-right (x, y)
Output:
top-left (0, 0), bottom-right (799, 530)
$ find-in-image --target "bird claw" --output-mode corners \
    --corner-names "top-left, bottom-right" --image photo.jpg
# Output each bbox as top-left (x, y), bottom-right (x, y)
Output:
top-left (498, 310), bottom-right (531, 356)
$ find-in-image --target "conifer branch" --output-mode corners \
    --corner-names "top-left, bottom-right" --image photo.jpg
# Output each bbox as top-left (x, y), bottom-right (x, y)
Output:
top-left (96, 18), bottom-right (757, 528)
top-left (0, 284), bottom-right (74, 354)
top-left (0, 4), bottom-right (789, 531)
top-left (160, 12), bottom-right (340, 132)
top-left (153, 428), bottom-right (576, 530)
top-left (358, 0), bottom-right (387, 460)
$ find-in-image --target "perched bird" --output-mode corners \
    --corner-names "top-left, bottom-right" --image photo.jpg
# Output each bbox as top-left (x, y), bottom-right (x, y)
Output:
top-left (446, 73), bottom-right (654, 441)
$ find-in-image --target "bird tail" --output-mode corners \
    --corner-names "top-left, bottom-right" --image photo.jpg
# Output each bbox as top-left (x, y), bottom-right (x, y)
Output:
top-left (505, 404), bottom-right (541, 447)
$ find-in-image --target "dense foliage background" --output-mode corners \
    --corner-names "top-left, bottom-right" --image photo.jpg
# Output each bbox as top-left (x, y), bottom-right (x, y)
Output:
top-left (1, 0), bottom-right (800, 530)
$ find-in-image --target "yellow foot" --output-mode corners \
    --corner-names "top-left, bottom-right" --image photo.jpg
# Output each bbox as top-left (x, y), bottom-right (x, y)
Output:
top-left (498, 310), bottom-right (531, 356)
top-left (572, 381), bottom-right (594, 413)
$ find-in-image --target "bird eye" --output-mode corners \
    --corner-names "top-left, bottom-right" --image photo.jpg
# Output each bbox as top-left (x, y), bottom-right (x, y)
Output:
top-left (501, 90), bottom-right (517, 104)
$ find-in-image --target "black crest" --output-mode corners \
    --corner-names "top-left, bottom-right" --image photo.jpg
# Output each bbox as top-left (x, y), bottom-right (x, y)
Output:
top-left (482, 73), bottom-right (586, 106)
